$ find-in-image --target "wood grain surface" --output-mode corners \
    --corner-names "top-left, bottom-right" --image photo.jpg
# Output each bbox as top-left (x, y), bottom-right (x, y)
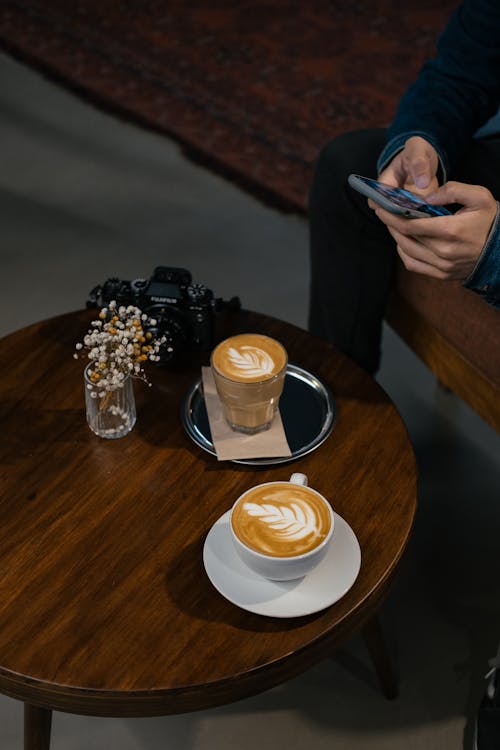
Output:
top-left (386, 290), bottom-right (500, 433)
top-left (0, 308), bottom-right (417, 717)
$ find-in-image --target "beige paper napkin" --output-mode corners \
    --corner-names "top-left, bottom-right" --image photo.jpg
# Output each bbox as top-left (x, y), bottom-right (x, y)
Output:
top-left (201, 367), bottom-right (292, 461)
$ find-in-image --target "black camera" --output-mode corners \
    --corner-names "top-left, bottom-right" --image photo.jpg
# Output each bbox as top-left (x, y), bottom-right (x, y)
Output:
top-left (88, 266), bottom-right (239, 364)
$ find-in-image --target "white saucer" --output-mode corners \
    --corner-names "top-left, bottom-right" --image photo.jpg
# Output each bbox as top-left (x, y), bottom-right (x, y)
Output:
top-left (203, 511), bottom-right (361, 618)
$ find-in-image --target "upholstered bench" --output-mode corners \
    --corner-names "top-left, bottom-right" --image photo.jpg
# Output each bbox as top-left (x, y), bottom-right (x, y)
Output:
top-left (386, 265), bottom-right (500, 432)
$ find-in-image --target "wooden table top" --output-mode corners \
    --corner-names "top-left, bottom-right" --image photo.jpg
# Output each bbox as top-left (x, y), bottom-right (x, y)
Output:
top-left (0, 308), bottom-right (417, 717)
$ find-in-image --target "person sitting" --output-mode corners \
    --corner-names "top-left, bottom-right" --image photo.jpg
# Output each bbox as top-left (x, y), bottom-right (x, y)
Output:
top-left (308, 0), bottom-right (500, 376)
top-left (308, 2), bottom-right (500, 748)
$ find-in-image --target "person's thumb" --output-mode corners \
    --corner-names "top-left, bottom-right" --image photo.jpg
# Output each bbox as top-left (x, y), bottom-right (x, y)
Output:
top-left (409, 156), bottom-right (432, 190)
top-left (426, 181), bottom-right (491, 209)
top-left (404, 137), bottom-right (435, 190)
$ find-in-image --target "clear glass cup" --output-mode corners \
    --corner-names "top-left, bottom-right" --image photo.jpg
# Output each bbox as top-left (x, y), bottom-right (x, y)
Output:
top-left (84, 365), bottom-right (136, 439)
top-left (210, 335), bottom-right (288, 434)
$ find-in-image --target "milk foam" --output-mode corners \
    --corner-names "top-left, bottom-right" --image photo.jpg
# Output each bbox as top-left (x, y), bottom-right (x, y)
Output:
top-left (212, 334), bottom-right (287, 383)
top-left (232, 484), bottom-right (331, 557)
top-left (227, 345), bottom-right (274, 378)
top-left (244, 498), bottom-right (319, 541)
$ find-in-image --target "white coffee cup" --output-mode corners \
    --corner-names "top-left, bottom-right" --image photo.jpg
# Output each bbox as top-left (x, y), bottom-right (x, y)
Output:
top-left (230, 473), bottom-right (334, 580)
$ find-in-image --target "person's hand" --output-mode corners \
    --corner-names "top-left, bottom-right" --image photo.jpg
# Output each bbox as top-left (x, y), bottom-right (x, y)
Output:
top-left (377, 135), bottom-right (440, 194)
top-left (371, 181), bottom-right (498, 281)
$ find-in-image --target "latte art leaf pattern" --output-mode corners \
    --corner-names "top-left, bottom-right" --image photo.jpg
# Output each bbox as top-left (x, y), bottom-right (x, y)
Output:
top-left (228, 346), bottom-right (274, 378)
top-left (244, 500), bottom-right (319, 541)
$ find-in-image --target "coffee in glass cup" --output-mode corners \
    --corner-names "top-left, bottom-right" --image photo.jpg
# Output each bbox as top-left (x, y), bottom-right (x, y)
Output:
top-left (210, 333), bottom-right (287, 434)
top-left (230, 473), bottom-right (334, 580)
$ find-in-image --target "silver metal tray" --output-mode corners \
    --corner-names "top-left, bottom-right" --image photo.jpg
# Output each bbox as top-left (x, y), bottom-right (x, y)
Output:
top-left (181, 363), bottom-right (336, 466)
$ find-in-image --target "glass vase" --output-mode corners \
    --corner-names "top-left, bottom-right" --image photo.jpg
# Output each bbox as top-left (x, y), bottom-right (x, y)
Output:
top-left (84, 365), bottom-right (136, 439)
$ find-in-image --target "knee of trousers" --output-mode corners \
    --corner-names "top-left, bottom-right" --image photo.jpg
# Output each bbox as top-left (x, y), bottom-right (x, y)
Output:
top-left (308, 129), bottom-right (386, 211)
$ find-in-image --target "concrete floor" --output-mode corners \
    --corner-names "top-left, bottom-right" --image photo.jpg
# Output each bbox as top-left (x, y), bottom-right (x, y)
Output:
top-left (0, 52), bottom-right (499, 749)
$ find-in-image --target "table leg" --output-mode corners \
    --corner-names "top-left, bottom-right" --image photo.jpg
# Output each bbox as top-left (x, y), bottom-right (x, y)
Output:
top-left (361, 614), bottom-right (398, 700)
top-left (24, 704), bottom-right (52, 750)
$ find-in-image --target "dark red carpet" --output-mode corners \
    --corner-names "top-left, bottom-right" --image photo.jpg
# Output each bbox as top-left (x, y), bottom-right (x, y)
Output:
top-left (0, 1), bottom-right (457, 211)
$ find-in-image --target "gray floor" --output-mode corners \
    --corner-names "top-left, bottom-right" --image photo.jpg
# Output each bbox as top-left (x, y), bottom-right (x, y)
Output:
top-left (1, 52), bottom-right (499, 749)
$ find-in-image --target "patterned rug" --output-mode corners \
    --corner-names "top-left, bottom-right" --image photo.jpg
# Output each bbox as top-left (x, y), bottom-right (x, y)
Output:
top-left (0, 0), bottom-right (457, 212)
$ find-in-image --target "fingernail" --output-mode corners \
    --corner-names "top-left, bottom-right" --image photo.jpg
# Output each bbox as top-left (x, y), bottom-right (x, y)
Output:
top-left (414, 175), bottom-right (429, 189)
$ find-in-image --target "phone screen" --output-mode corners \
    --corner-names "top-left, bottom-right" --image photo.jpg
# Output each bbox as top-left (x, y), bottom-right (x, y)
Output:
top-left (356, 176), bottom-right (451, 217)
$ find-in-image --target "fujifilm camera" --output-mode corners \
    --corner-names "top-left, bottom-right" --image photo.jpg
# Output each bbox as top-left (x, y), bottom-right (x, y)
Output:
top-left (88, 266), bottom-right (240, 364)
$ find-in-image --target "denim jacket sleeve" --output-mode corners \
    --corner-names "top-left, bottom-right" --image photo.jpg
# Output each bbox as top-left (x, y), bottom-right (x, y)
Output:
top-left (377, 0), bottom-right (500, 309)
top-left (463, 203), bottom-right (500, 308)
top-left (383, 0), bottom-right (500, 178)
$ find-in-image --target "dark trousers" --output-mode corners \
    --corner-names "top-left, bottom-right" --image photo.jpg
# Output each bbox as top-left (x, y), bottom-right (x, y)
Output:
top-left (308, 128), bottom-right (500, 373)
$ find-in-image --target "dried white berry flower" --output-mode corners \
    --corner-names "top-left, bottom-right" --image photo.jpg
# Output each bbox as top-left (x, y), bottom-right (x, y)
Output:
top-left (74, 300), bottom-right (165, 394)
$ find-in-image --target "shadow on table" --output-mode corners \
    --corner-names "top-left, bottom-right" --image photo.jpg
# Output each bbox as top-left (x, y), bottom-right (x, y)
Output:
top-left (163, 535), bottom-right (322, 633)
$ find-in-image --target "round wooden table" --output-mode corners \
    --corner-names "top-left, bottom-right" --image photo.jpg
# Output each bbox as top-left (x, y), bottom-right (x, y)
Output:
top-left (0, 309), bottom-right (417, 749)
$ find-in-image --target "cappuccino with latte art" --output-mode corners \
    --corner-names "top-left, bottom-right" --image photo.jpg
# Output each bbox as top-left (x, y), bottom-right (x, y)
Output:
top-left (210, 334), bottom-right (287, 434)
top-left (212, 333), bottom-right (287, 382)
top-left (231, 483), bottom-right (331, 557)
top-left (230, 474), bottom-right (335, 580)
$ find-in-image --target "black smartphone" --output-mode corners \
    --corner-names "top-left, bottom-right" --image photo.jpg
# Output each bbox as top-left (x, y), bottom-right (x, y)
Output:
top-left (348, 174), bottom-right (451, 218)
